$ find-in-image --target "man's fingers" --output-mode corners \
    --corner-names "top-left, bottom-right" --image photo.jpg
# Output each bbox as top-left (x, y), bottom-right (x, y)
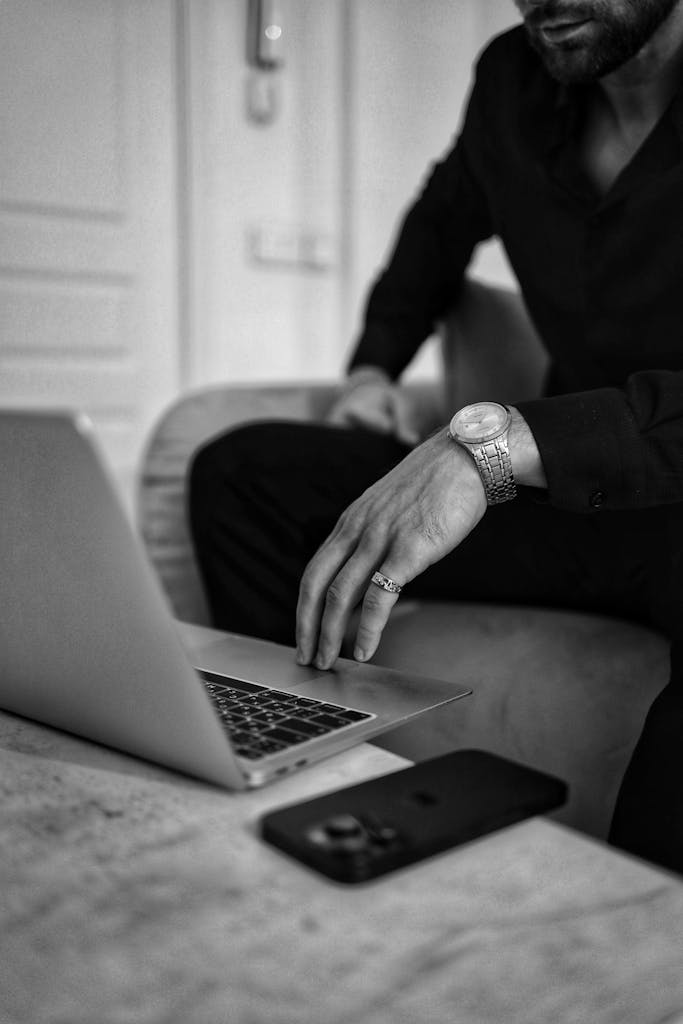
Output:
top-left (313, 541), bottom-right (386, 669)
top-left (344, 405), bottom-right (394, 435)
top-left (313, 573), bottom-right (369, 669)
top-left (296, 506), bottom-right (374, 662)
top-left (296, 551), bottom-right (339, 665)
top-left (353, 565), bottom-right (403, 662)
top-left (326, 385), bottom-right (395, 436)
top-left (297, 501), bottom-right (422, 669)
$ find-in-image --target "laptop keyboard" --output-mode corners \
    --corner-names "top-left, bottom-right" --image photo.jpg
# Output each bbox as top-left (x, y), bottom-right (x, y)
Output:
top-left (199, 670), bottom-right (374, 761)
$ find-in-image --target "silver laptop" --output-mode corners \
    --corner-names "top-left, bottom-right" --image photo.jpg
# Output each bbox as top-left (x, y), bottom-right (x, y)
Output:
top-left (0, 410), bottom-right (470, 789)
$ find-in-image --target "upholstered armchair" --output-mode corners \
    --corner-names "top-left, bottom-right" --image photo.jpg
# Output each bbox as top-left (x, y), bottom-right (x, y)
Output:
top-left (137, 280), bottom-right (668, 840)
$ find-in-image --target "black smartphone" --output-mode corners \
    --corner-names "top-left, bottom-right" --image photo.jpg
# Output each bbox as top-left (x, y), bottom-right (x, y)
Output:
top-left (260, 749), bottom-right (567, 883)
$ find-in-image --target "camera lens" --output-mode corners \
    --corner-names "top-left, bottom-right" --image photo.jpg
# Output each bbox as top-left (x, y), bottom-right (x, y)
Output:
top-left (323, 814), bottom-right (364, 839)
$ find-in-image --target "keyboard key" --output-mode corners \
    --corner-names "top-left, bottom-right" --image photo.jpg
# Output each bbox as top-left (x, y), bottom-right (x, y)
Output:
top-left (234, 746), bottom-right (262, 759)
top-left (231, 730), bottom-right (257, 745)
top-left (217, 702), bottom-right (243, 713)
top-left (199, 672), bottom-right (264, 693)
top-left (223, 688), bottom-right (259, 702)
top-left (309, 713), bottom-right (350, 730)
top-left (263, 726), bottom-right (308, 746)
top-left (333, 709), bottom-right (371, 723)
top-left (232, 703), bottom-right (258, 716)
top-left (266, 701), bottom-right (295, 715)
top-left (317, 703), bottom-right (346, 714)
top-left (210, 687), bottom-right (238, 699)
top-left (251, 710), bottom-right (288, 725)
top-left (227, 679), bottom-right (268, 693)
top-left (250, 737), bottom-right (287, 754)
top-left (199, 673), bottom-right (266, 694)
top-left (220, 712), bottom-right (247, 726)
top-left (285, 706), bottom-right (322, 720)
top-left (239, 720), bottom-right (265, 734)
top-left (277, 717), bottom-right (329, 737)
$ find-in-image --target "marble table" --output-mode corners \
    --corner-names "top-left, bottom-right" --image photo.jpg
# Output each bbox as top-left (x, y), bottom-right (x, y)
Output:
top-left (1, 708), bottom-right (682, 1024)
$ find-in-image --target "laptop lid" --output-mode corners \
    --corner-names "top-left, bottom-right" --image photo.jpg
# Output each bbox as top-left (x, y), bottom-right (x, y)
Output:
top-left (0, 410), bottom-right (247, 787)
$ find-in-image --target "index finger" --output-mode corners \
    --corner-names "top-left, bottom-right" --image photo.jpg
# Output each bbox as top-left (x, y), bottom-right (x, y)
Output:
top-left (296, 516), bottom-right (385, 668)
top-left (295, 528), bottom-right (352, 665)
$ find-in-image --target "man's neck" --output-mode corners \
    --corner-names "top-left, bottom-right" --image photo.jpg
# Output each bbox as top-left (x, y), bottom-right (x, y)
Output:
top-left (599, 4), bottom-right (683, 130)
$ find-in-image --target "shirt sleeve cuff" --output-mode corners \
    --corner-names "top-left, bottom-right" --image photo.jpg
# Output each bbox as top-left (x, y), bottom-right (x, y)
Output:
top-left (516, 388), bottom-right (645, 513)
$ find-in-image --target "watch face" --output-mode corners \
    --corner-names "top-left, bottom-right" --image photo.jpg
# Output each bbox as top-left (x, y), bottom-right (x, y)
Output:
top-left (450, 402), bottom-right (509, 444)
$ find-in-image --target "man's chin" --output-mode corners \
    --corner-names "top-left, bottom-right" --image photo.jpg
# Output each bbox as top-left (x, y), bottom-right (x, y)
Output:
top-left (539, 51), bottom-right (599, 84)
top-left (527, 32), bottom-right (609, 84)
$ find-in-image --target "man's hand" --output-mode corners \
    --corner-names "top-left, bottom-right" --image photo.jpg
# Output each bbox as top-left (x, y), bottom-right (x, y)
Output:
top-left (295, 427), bottom-right (487, 670)
top-left (326, 366), bottom-right (421, 446)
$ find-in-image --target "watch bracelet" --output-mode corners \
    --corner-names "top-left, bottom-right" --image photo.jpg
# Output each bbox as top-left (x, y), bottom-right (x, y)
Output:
top-left (471, 437), bottom-right (517, 505)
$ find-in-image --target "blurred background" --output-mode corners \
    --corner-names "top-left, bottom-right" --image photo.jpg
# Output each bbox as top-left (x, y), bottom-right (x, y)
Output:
top-left (0, 0), bottom-right (518, 504)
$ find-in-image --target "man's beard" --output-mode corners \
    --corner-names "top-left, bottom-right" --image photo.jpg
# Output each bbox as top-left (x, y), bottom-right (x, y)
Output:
top-left (521, 0), bottom-right (680, 83)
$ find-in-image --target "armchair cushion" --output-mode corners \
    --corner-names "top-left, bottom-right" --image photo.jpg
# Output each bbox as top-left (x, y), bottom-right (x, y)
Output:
top-left (370, 601), bottom-right (667, 838)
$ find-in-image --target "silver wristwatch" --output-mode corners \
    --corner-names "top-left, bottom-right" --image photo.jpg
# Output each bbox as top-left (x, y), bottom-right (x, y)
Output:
top-left (448, 402), bottom-right (517, 505)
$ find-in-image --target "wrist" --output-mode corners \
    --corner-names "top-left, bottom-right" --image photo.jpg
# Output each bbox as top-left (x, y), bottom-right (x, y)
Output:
top-left (429, 426), bottom-right (488, 521)
top-left (447, 402), bottom-right (547, 500)
top-left (507, 406), bottom-right (547, 489)
top-left (345, 366), bottom-right (393, 393)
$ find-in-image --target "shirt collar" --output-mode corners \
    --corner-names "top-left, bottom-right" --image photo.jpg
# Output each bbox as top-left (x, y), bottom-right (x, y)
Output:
top-left (521, 44), bottom-right (683, 156)
top-left (519, 51), bottom-right (683, 206)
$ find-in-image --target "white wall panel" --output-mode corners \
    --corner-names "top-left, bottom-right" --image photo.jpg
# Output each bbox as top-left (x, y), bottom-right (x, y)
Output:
top-left (0, 0), bottom-right (179, 506)
top-left (0, 0), bottom-right (124, 216)
top-left (182, 0), bottom-right (346, 387)
top-left (0, 277), bottom-right (129, 357)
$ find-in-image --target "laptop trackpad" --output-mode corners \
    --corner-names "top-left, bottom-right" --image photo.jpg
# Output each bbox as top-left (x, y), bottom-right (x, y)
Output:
top-left (185, 631), bottom-right (334, 690)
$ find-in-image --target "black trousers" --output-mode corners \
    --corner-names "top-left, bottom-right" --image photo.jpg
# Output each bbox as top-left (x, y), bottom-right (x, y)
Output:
top-left (189, 420), bottom-right (683, 874)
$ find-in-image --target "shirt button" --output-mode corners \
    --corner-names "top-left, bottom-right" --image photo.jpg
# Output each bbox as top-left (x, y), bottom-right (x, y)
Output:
top-left (589, 490), bottom-right (605, 509)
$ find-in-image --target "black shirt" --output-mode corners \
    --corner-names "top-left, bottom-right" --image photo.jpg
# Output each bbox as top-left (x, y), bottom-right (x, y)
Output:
top-left (349, 26), bottom-right (683, 514)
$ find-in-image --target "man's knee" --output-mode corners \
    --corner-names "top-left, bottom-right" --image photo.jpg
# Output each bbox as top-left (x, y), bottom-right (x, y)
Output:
top-left (190, 420), bottom-right (299, 520)
top-left (188, 423), bottom-right (271, 555)
top-left (191, 422), bottom-right (274, 491)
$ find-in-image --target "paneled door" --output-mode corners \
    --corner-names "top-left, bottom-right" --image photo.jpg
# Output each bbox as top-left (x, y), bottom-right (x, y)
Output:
top-left (0, 0), bottom-right (179, 509)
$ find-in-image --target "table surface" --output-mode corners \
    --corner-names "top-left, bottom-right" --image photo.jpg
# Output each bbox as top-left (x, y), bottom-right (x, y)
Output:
top-left (1, 704), bottom-right (683, 1024)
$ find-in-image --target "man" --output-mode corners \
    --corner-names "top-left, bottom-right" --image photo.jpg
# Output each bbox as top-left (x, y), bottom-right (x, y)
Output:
top-left (190, 0), bottom-right (683, 872)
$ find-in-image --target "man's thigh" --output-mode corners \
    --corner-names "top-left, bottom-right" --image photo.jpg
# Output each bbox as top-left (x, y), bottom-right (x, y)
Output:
top-left (191, 418), bottom-right (676, 631)
top-left (190, 419), bottom-right (411, 540)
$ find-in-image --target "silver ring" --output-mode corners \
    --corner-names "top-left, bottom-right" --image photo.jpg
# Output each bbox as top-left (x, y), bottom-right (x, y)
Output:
top-left (371, 571), bottom-right (402, 595)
